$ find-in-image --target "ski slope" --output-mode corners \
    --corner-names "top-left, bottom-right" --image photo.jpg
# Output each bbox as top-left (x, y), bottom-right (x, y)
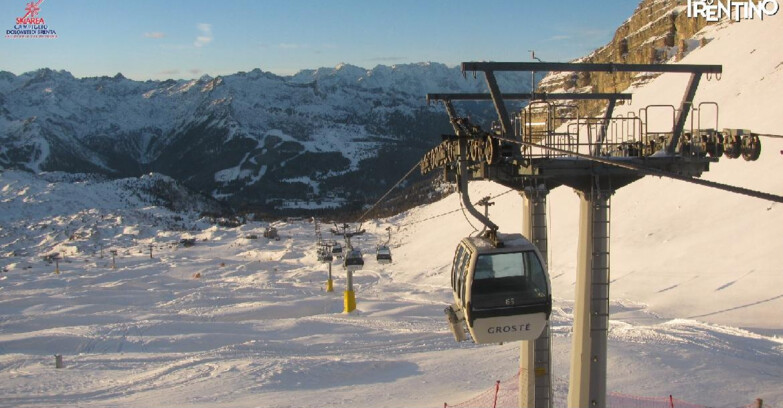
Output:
top-left (2, 14), bottom-right (783, 408)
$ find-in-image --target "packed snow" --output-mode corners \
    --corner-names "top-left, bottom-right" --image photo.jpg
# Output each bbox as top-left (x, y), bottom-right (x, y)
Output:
top-left (2, 14), bottom-right (783, 408)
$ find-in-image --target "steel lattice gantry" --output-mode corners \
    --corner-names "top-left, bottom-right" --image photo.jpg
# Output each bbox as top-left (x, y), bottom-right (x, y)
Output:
top-left (425, 61), bottom-right (725, 408)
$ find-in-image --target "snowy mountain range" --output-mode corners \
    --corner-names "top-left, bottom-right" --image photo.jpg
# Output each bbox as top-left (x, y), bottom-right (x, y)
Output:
top-left (2, 4), bottom-right (783, 407)
top-left (0, 63), bottom-right (533, 211)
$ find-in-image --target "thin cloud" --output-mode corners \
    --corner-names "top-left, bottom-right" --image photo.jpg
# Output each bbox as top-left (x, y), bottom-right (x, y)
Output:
top-left (278, 43), bottom-right (307, 49)
top-left (189, 68), bottom-right (203, 75)
top-left (547, 35), bottom-right (572, 41)
top-left (144, 32), bottom-right (165, 39)
top-left (158, 69), bottom-right (180, 76)
top-left (194, 23), bottom-right (212, 48)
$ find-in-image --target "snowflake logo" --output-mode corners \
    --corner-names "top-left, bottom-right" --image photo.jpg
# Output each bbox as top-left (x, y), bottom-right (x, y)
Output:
top-left (21, 0), bottom-right (44, 19)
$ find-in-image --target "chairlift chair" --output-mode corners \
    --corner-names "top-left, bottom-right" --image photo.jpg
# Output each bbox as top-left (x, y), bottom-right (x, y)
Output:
top-left (376, 245), bottom-right (392, 264)
top-left (317, 246), bottom-right (333, 263)
top-left (444, 233), bottom-right (551, 344)
top-left (344, 249), bottom-right (364, 272)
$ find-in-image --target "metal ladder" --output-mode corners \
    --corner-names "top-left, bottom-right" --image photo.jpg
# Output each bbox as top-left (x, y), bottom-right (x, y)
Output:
top-left (534, 325), bottom-right (553, 408)
top-left (529, 188), bottom-right (552, 408)
top-left (589, 185), bottom-right (612, 408)
top-left (591, 192), bottom-right (611, 332)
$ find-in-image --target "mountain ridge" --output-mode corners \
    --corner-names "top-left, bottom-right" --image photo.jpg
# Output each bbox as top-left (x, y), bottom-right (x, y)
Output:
top-left (0, 62), bottom-right (531, 211)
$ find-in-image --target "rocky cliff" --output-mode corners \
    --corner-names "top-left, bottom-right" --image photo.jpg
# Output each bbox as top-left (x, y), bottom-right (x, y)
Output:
top-left (537, 0), bottom-right (719, 117)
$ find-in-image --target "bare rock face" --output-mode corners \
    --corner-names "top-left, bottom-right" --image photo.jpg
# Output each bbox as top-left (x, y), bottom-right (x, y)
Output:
top-left (537, 0), bottom-right (718, 118)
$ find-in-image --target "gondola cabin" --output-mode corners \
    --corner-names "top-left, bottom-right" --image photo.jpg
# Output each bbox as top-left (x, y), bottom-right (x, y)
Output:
top-left (331, 242), bottom-right (343, 258)
top-left (344, 249), bottom-right (364, 272)
top-left (445, 233), bottom-right (551, 344)
top-left (376, 246), bottom-right (392, 264)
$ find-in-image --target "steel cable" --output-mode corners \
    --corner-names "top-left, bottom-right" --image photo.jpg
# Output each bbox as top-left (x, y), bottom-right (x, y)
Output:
top-left (355, 159), bottom-right (422, 224)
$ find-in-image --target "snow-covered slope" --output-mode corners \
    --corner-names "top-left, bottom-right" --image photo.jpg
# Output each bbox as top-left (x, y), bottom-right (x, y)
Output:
top-left (0, 170), bottom-right (221, 262)
top-left (1, 11), bottom-right (782, 408)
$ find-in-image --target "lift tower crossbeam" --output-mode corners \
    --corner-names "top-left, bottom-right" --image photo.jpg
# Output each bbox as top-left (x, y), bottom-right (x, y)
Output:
top-left (460, 61), bottom-right (721, 155)
top-left (426, 92), bottom-right (633, 102)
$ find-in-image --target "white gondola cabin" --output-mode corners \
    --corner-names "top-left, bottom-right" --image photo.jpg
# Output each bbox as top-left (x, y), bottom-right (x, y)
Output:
top-left (445, 233), bottom-right (551, 344)
top-left (331, 242), bottom-right (343, 258)
top-left (376, 245), bottom-right (392, 264)
top-left (344, 249), bottom-right (364, 271)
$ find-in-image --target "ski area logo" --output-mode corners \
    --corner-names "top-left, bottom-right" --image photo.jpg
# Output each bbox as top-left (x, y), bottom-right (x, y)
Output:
top-left (6, 0), bottom-right (58, 39)
top-left (687, 0), bottom-right (780, 21)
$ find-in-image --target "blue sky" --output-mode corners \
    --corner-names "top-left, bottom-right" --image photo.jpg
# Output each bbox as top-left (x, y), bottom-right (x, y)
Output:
top-left (2, 0), bottom-right (639, 80)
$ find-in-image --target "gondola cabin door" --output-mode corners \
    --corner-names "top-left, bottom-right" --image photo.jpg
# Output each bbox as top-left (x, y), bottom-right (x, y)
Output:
top-left (448, 234), bottom-right (551, 344)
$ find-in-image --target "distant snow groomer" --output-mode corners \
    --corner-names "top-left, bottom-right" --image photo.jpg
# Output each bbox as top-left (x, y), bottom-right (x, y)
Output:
top-left (445, 233), bottom-right (551, 344)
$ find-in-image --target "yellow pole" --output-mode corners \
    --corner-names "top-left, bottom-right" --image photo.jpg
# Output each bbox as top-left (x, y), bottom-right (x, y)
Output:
top-left (326, 262), bottom-right (334, 292)
top-left (343, 269), bottom-right (356, 313)
top-left (343, 290), bottom-right (356, 313)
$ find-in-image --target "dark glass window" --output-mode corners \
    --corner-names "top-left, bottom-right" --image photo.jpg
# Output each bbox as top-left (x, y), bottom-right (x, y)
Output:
top-left (471, 251), bottom-right (547, 310)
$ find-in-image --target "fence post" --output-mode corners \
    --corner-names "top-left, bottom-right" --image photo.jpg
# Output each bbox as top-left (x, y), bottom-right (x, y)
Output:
top-left (493, 380), bottom-right (501, 408)
top-left (669, 394), bottom-right (674, 408)
top-left (756, 398), bottom-right (763, 408)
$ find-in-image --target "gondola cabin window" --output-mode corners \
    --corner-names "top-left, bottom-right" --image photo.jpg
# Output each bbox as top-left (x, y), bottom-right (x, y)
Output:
top-left (471, 251), bottom-right (546, 310)
top-left (450, 246), bottom-right (464, 291)
top-left (458, 249), bottom-right (471, 303)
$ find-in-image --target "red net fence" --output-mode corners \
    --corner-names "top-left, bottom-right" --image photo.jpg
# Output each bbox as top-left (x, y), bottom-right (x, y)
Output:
top-left (442, 371), bottom-right (774, 408)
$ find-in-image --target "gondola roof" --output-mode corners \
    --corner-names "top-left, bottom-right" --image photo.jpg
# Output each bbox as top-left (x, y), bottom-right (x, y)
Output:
top-left (461, 233), bottom-right (538, 253)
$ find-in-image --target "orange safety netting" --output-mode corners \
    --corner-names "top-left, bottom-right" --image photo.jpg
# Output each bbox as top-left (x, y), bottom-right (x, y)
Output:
top-left (607, 392), bottom-right (706, 408)
top-left (443, 371), bottom-right (519, 408)
top-left (443, 370), bottom-right (770, 408)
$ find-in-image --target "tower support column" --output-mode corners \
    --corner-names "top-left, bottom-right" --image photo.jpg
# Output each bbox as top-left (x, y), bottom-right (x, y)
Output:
top-left (520, 185), bottom-right (551, 408)
top-left (568, 183), bottom-right (612, 408)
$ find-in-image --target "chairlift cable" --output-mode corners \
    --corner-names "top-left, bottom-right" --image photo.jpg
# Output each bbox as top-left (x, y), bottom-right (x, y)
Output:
top-left (355, 159), bottom-right (421, 224)
top-left (396, 188), bottom-right (515, 228)
top-left (493, 136), bottom-right (783, 204)
top-left (756, 132), bottom-right (783, 139)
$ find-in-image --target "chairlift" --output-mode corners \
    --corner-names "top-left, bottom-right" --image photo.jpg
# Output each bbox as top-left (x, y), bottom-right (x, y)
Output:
top-left (445, 233), bottom-right (551, 344)
top-left (376, 245), bottom-right (392, 264)
top-left (344, 249), bottom-right (364, 271)
top-left (317, 246), bottom-right (333, 263)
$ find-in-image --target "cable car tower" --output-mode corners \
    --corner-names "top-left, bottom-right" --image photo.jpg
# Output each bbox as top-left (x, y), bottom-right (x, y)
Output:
top-left (421, 61), bottom-right (771, 408)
